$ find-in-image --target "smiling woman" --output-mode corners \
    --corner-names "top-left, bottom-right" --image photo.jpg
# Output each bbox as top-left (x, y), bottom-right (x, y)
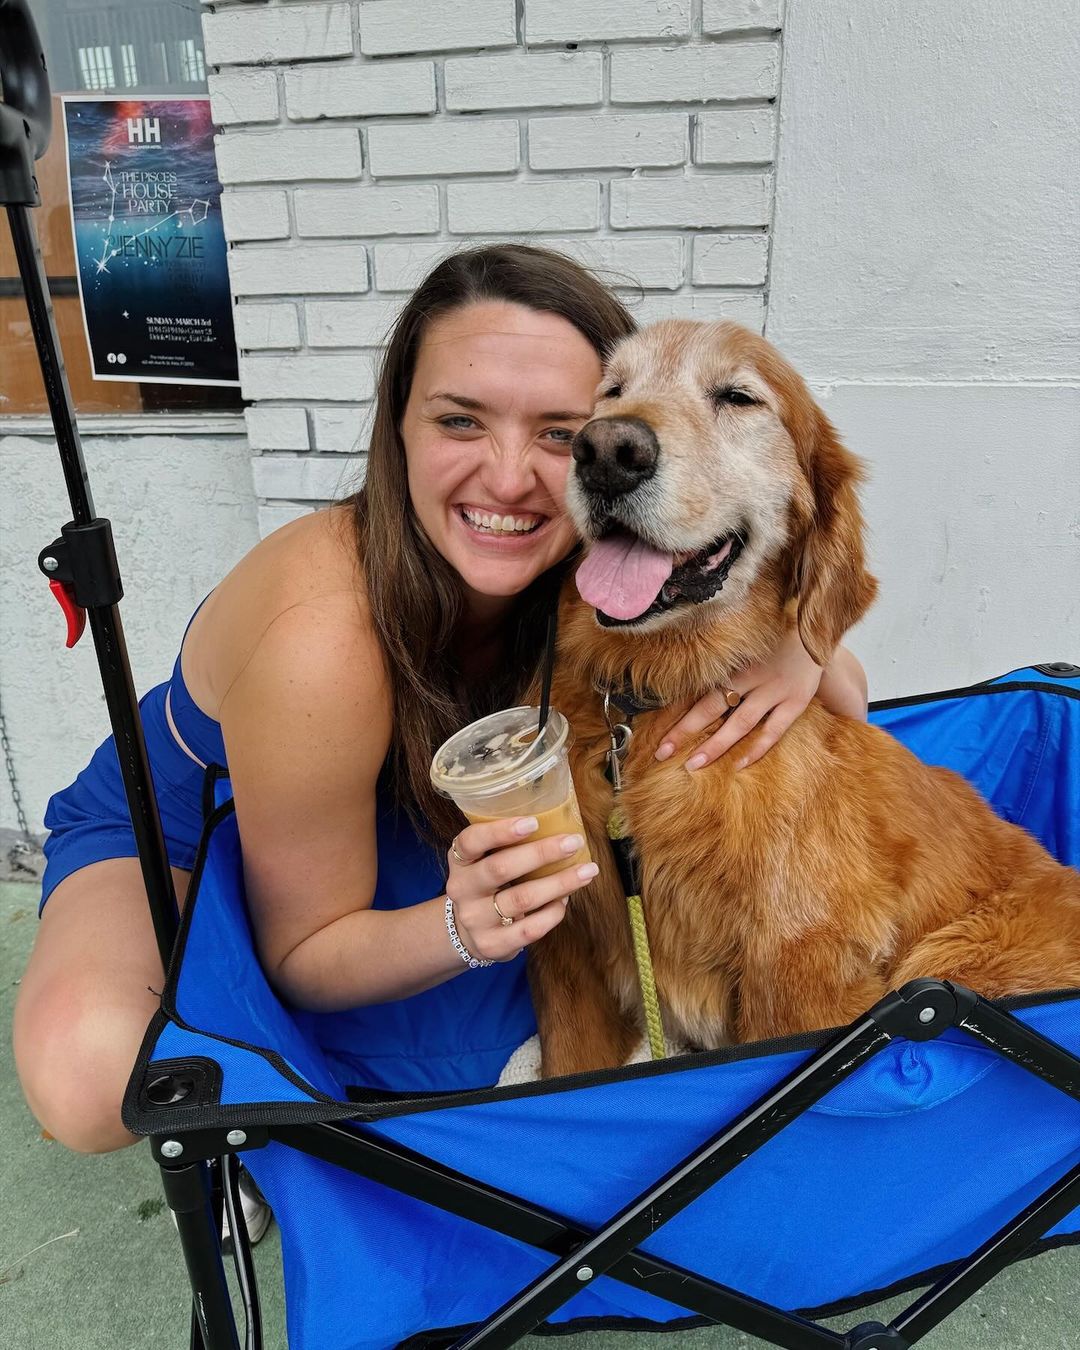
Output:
top-left (15, 243), bottom-right (866, 1156)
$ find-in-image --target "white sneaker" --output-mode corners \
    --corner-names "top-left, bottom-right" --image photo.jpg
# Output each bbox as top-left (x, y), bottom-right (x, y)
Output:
top-left (223, 1168), bottom-right (272, 1251)
top-left (169, 1166), bottom-right (272, 1249)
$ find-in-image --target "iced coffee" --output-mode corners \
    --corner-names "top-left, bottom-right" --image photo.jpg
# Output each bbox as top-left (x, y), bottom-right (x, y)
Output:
top-left (430, 707), bottom-right (591, 881)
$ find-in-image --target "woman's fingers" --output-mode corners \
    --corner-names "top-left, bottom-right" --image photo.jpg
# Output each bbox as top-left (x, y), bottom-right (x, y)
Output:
top-left (682, 692), bottom-right (770, 769)
top-left (457, 832), bottom-right (590, 898)
top-left (456, 860), bottom-right (598, 962)
top-left (492, 859), bottom-right (599, 920)
top-left (732, 703), bottom-right (797, 770)
top-left (654, 687), bottom-right (741, 761)
top-left (452, 814), bottom-right (540, 865)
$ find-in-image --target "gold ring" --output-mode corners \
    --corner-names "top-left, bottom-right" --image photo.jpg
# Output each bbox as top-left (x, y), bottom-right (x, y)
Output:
top-left (450, 837), bottom-right (467, 866)
top-left (722, 687), bottom-right (742, 709)
top-left (492, 896), bottom-right (514, 927)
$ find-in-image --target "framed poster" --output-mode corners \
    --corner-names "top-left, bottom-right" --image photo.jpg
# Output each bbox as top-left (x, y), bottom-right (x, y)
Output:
top-left (62, 96), bottom-right (239, 387)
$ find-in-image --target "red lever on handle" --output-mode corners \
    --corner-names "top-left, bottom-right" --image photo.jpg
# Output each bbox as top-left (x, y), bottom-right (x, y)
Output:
top-left (48, 578), bottom-right (87, 648)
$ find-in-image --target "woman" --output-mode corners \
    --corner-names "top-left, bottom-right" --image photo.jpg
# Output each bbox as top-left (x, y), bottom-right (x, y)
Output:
top-left (14, 245), bottom-right (868, 1157)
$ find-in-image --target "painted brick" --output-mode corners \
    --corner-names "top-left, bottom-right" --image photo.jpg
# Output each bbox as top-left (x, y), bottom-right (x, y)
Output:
top-left (233, 302), bottom-right (302, 350)
top-left (541, 237), bottom-right (684, 289)
top-left (692, 234), bottom-right (768, 286)
top-left (215, 128), bottom-right (362, 184)
top-left (368, 120), bottom-right (518, 179)
top-left (244, 405), bottom-right (309, 452)
top-left (311, 404), bottom-right (376, 453)
top-left (241, 354), bottom-right (376, 403)
top-left (295, 184), bottom-right (439, 237)
top-left (374, 241), bottom-right (461, 291)
top-left (610, 41), bottom-right (779, 104)
top-left (229, 244), bottom-right (369, 296)
top-left (258, 504), bottom-right (317, 539)
top-left (220, 189), bottom-right (290, 241)
top-left (207, 68), bottom-right (280, 125)
top-left (526, 0), bottom-right (690, 44)
top-left (203, 4), bottom-right (353, 67)
top-left (626, 292), bottom-right (766, 333)
top-left (306, 300), bottom-right (402, 348)
top-left (610, 175), bottom-right (771, 229)
top-left (528, 114), bottom-right (687, 171)
top-left (703, 0), bottom-right (783, 34)
top-left (445, 52), bottom-right (603, 112)
top-left (358, 0), bottom-right (515, 56)
top-left (448, 180), bottom-right (599, 234)
top-left (251, 454), bottom-right (367, 499)
top-left (285, 60), bottom-right (435, 120)
top-left (695, 108), bottom-right (777, 165)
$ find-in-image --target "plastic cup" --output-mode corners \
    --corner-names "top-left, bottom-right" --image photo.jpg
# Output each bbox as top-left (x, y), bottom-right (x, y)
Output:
top-left (430, 707), bottom-right (592, 881)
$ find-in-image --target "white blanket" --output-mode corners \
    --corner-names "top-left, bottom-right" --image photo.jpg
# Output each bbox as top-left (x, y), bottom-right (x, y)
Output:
top-left (497, 1032), bottom-right (690, 1086)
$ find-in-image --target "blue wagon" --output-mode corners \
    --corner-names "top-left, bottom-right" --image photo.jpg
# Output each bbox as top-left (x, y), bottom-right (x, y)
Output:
top-left (123, 664), bottom-right (1080, 1350)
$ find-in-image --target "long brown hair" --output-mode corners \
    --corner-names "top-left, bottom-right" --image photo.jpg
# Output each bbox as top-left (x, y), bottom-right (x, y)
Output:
top-left (346, 244), bottom-right (636, 848)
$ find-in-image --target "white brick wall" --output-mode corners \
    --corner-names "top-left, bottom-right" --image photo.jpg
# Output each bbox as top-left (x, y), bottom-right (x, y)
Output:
top-left (203, 0), bottom-right (783, 531)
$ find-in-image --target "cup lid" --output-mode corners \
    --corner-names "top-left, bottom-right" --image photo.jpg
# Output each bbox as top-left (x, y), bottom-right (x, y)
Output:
top-left (430, 706), bottom-right (569, 800)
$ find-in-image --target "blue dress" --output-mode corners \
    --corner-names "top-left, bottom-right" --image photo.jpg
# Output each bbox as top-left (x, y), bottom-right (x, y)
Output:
top-left (40, 612), bottom-right (538, 1089)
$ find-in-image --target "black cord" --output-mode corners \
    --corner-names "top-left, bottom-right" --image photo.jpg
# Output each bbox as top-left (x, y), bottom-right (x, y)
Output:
top-left (537, 604), bottom-right (558, 731)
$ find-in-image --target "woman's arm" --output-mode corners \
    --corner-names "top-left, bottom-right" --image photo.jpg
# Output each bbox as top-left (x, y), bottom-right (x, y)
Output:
top-left (220, 593), bottom-right (592, 1012)
top-left (654, 629), bottom-right (868, 773)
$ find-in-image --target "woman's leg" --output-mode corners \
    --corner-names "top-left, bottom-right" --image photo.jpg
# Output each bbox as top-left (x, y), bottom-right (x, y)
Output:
top-left (13, 858), bottom-right (192, 1154)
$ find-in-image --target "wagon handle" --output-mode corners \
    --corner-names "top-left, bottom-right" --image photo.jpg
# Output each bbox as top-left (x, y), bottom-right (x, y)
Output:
top-left (0, 0), bottom-right (51, 206)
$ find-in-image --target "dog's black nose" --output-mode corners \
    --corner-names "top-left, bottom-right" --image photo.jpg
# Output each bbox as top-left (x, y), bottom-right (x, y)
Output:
top-left (572, 417), bottom-right (659, 497)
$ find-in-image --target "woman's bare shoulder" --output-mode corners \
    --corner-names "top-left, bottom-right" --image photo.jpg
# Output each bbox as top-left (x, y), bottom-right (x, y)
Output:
top-left (184, 505), bottom-right (382, 718)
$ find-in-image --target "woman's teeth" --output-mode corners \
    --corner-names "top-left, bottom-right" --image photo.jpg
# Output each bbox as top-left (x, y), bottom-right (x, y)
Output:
top-left (462, 507), bottom-right (542, 535)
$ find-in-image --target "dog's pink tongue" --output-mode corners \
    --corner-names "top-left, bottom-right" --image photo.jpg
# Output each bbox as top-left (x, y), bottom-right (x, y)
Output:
top-left (576, 532), bottom-right (674, 620)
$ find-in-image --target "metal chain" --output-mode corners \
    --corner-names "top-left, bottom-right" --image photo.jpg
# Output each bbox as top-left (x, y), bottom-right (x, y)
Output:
top-left (0, 684), bottom-right (38, 875)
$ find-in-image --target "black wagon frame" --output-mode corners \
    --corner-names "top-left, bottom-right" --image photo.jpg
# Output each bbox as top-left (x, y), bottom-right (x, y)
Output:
top-left (3, 6), bottom-right (1079, 1346)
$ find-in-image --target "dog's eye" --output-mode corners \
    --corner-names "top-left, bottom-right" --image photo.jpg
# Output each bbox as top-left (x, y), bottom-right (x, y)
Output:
top-left (710, 387), bottom-right (758, 408)
top-left (601, 384), bottom-right (622, 399)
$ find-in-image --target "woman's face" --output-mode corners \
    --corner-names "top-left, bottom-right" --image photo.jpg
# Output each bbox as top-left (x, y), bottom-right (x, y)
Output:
top-left (401, 301), bottom-right (603, 618)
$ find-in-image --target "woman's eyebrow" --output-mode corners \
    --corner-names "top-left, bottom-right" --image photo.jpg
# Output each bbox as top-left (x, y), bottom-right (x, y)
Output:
top-left (426, 392), bottom-right (592, 420)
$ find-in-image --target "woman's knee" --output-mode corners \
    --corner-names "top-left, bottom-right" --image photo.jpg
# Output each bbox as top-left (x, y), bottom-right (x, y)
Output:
top-left (12, 859), bottom-right (188, 1154)
top-left (13, 974), bottom-right (144, 1153)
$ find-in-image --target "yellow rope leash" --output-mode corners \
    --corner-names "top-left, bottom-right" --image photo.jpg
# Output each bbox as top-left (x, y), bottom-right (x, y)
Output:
top-left (608, 805), bottom-right (666, 1061)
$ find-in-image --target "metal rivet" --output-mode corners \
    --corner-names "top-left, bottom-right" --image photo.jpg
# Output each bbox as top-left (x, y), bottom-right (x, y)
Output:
top-left (576, 1266), bottom-right (593, 1282)
top-left (226, 1129), bottom-right (247, 1147)
top-left (42, 556), bottom-right (59, 572)
top-left (918, 1006), bottom-right (936, 1024)
top-left (160, 1140), bottom-right (183, 1158)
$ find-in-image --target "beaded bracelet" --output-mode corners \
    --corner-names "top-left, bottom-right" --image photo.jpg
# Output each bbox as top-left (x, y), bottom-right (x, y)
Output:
top-left (444, 896), bottom-right (493, 969)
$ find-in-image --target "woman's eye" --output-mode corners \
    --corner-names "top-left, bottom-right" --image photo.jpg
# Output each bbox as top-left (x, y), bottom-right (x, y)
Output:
top-left (544, 427), bottom-right (575, 445)
top-left (439, 415), bottom-right (478, 431)
top-left (601, 385), bottom-right (622, 399)
top-left (710, 387), bottom-right (758, 408)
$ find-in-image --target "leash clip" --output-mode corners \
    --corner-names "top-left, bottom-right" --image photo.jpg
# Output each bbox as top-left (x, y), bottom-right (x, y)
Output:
top-left (601, 689), bottom-right (633, 794)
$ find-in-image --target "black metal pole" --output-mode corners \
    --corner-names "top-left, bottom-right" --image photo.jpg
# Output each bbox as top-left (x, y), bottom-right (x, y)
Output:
top-left (5, 200), bottom-right (180, 968)
top-left (160, 1159), bottom-right (242, 1350)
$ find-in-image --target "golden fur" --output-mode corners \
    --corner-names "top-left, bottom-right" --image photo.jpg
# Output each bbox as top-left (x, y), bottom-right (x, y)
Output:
top-left (528, 321), bottom-right (1080, 1077)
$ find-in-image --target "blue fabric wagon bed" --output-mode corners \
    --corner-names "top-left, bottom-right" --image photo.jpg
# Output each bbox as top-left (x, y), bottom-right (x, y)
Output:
top-left (124, 664), bottom-right (1080, 1350)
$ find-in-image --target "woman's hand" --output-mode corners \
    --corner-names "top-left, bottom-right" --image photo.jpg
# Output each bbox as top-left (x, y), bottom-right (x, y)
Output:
top-left (655, 632), bottom-right (868, 773)
top-left (444, 818), bottom-right (599, 964)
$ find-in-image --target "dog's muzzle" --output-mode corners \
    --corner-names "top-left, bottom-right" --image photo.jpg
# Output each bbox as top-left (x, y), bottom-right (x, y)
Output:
top-left (572, 417), bottom-right (659, 499)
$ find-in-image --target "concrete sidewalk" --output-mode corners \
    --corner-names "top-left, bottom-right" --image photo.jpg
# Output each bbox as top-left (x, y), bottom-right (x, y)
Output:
top-left (2, 878), bottom-right (1075, 1348)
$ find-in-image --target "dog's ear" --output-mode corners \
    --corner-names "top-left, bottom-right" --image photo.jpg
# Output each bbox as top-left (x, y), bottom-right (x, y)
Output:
top-left (789, 403), bottom-right (878, 667)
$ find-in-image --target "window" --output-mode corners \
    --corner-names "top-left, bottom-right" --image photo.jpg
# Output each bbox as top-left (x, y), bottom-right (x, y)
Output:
top-left (1, 0), bottom-right (242, 416)
top-left (77, 45), bottom-right (115, 90)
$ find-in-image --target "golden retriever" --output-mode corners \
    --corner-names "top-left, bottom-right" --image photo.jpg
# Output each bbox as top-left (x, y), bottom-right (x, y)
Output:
top-left (528, 320), bottom-right (1080, 1078)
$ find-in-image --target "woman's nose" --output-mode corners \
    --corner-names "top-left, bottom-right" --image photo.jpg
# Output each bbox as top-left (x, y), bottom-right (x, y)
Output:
top-left (480, 450), bottom-right (537, 503)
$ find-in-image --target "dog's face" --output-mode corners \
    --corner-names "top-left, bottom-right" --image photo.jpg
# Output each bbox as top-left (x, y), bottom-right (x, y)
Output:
top-left (567, 320), bottom-right (876, 664)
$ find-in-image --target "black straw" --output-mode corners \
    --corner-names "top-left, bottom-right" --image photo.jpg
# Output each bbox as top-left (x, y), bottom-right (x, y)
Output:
top-left (537, 605), bottom-right (558, 732)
